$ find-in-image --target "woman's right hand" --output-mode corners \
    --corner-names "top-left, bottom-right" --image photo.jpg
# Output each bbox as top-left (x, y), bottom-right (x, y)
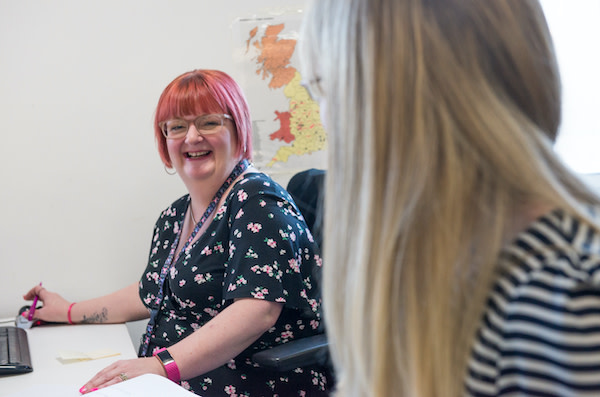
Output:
top-left (22, 285), bottom-right (72, 323)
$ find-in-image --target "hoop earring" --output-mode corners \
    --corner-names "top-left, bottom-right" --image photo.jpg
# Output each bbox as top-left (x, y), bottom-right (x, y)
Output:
top-left (164, 165), bottom-right (177, 175)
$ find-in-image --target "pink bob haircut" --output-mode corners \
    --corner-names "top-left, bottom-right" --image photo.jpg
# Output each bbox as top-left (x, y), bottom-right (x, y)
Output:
top-left (154, 69), bottom-right (253, 167)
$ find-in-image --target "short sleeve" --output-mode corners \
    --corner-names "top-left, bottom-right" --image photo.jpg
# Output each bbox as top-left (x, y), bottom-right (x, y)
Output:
top-left (222, 175), bottom-right (321, 312)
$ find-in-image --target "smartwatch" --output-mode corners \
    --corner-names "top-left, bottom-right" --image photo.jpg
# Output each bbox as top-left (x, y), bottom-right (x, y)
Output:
top-left (154, 348), bottom-right (181, 383)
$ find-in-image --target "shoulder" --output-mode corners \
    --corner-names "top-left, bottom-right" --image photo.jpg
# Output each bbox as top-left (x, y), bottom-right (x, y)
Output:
top-left (229, 172), bottom-right (293, 203)
top-left (466, 208), bottom-right (600, 395)
top-left (500, 208), bottom-right (600, 292)
top-left (156, 194), bottom-right (189, 221)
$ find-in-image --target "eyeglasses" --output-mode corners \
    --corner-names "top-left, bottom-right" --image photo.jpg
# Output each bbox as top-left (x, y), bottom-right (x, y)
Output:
top-left (159, 114), bottom-right (232, 139)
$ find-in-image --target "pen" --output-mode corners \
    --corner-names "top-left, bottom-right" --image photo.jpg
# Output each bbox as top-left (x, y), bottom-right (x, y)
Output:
top-left (28, 282), bottom-right (42, 321)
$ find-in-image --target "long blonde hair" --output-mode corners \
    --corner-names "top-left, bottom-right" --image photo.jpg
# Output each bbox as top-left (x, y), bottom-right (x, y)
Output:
top-left (300, 0), bottom-right (600, 395)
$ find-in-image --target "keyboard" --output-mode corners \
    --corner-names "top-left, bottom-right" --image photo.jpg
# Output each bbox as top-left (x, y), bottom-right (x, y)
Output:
top-left (0, 326), bottom-right (33, 375)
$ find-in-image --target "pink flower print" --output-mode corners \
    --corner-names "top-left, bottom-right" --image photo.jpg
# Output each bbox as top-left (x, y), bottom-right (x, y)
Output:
top-left (233, 229), bottom-right (242, 238)
top-left (224, 385), bottom-right (237, 395)
top-left (204, 308), bottom-right (219, 317)
top-left (280, 330), bottom-right (294, 341)
top-left (299, 392), bottom-right (307, 397)
top-left (180, 380), bottom-right (191, 390)
top-left (237, 189), bottom-right (248, 202)
top-left (275, 297), bottom-right (286, 303)
top-left (251, 287), bottom-right (269, 299)
top-left (216, 206), bottom-right (227, 216)
top-left (290, 231), bottom-right (297, 242)
top-left (245, 248), bottom-right (258, 259)
top-left (265, 238), bottom-right (277, 248)
top-left (179, 279), bottom-right (186, 287)
top-left (194, 273), bottom-right (213, 284)
top-left (191, 266), bottom-right (198, 272)
top-left (199, 377), bottom-right (213, 391)
top-left (201, 246), bottom-right (212, 256)
top-left (310, 319), bottom-right (320, 330)
top-left (235, 209), bottom-right (244, 219)
top-left (259, 199), bottom-right (266, 207)
top-left (173, 221), bottom-right (180, 234)
top-left (288, 258), bottom-right (301, 273)
top-left (314, 255), bottom-right (323, 267)
top-left (169, 266), bottom-right (178, 279)
top-left (146, 272), bottom-right (159, 282)
top-left (247, 222), bottom-right (262, 233)
top-left (226, 359), bottom-right (237, 369)
top-left (214, 242), bottom-right (224, 253)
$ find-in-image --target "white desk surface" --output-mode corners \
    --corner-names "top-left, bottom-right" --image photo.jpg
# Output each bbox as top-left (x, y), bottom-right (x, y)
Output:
top-left (0, 323), bottom-right (137, 396)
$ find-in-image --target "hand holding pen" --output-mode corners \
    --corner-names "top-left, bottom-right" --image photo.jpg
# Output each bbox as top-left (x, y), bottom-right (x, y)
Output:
top-left (27, 282), bottom-right (42, 320)
top-left (21, 283), bottom-right (71, 324)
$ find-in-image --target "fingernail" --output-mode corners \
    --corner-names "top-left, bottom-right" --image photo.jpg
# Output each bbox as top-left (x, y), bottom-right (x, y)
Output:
top-left (21, 312), bottom-right (28, 318)
top-left (79, 386), bottom-right (87, 394)
top-left (90, 388), bottom-right (98, 392)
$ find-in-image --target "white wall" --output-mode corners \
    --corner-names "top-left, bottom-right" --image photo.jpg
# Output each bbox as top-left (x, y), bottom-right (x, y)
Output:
top-left (0, 0), bottom-right (306, 340)
top-left (541, 0), bottom-right (600, 174)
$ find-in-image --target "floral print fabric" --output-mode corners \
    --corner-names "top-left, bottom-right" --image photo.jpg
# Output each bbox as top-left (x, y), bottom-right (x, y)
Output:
top-left (138, 173), bottom-right (330, 396)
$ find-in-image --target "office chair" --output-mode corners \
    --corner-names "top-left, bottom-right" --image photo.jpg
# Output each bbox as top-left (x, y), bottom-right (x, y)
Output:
top-left (251, 169), bottom-right (331, 372)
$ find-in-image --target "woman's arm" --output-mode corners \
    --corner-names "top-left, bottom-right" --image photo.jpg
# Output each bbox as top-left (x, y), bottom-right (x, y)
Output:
top-left (23, 282), bottom-right (149, 324)
top-left (80, 297), bottom-right (283, 392)
top-left (168, 297), bottom-right (283, 379)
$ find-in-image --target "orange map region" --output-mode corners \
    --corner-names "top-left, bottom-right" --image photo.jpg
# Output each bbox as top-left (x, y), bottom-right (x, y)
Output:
top-left (252, 24), bottom-right (297, 89)
top-left (269, 110), bottom-right (294, 143)
top-left (246, 27), bottom-right (258, 52)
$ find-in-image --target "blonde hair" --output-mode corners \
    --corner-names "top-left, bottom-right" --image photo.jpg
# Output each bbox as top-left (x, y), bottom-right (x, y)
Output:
top-left (300, 0), bottom-right (600, 396)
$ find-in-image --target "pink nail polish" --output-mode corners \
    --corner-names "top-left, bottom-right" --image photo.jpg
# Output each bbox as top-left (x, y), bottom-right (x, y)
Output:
top-left (21, 312), bottom-right (28, 318)
top-left (90, 388), bottom-right (98, 392)
top-left (79, 386), bottom-right (87, 394)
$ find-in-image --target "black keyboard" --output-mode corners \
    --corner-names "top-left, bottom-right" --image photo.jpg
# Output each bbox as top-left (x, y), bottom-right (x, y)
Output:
top-left (0, 326), bottom-right (33, 375)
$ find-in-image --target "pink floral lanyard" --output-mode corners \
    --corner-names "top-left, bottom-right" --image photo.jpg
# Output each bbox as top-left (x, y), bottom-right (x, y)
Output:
top-left (139, 159), bottom-right (249, 356)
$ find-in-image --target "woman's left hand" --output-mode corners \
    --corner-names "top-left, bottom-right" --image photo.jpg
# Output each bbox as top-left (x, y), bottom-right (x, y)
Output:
top-left (79, 357), bottom-right (165, 394)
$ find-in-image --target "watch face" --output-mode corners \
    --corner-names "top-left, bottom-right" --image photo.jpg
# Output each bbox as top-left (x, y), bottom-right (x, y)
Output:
top-left (157, 350), bottom-right (174, 365)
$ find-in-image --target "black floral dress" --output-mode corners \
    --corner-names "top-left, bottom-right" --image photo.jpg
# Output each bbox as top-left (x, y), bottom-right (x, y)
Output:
top-left (138, 172), bottom-right (330, 396)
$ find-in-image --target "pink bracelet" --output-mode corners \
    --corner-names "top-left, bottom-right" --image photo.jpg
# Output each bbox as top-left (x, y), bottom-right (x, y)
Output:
top-left (154, 348), bottom-right (181, 383)
top-left (67, 302), bottom-right (76, 325)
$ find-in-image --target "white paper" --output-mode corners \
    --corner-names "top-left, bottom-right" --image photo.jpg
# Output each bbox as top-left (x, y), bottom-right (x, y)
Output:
top-left (3, 374), bottom-right (196, 397)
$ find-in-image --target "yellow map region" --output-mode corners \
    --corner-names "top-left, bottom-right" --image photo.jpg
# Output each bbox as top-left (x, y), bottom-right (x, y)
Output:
top-left (267, 72), bottom-right (326, 166)
top-left (247, 23), bottom-right (327, 166)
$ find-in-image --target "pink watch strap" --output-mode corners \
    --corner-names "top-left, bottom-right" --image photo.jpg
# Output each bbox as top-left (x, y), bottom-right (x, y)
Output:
top-left (154, 348), bottom-right (181, 383)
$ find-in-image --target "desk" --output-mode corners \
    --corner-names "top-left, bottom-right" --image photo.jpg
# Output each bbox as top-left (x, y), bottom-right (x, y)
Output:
top-left (0, 324), bottom-right (137, 396)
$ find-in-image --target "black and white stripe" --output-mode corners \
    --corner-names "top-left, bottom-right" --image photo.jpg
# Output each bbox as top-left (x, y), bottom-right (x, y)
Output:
top-left (466, 209), bottom-right (600, 396)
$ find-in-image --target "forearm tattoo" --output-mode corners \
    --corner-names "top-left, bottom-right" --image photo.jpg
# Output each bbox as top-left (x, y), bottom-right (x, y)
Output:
top-left (81, 307), bottom-right (109, 324)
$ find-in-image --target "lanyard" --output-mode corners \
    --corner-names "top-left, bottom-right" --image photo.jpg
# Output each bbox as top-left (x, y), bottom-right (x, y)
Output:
top-left (139, 159), bottom-right (249, 356)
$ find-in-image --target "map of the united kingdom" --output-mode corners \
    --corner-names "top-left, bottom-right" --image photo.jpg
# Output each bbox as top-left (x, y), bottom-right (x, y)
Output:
top-left (235, 14), bottom-right (327, 174)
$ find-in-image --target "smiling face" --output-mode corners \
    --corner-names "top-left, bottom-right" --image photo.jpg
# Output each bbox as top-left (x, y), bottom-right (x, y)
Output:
top-left (166, 113), bottom-right (241, 188)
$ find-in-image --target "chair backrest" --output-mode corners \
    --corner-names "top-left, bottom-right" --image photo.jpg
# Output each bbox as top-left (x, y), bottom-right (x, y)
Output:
top-left (286, 168), bottom-right (326, 247)
top-left (251, 168), bottom-right (331, 373)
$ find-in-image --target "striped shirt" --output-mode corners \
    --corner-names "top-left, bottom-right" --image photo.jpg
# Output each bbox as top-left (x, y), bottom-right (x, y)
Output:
top-left (466, 209), bottom-right (600, 396)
